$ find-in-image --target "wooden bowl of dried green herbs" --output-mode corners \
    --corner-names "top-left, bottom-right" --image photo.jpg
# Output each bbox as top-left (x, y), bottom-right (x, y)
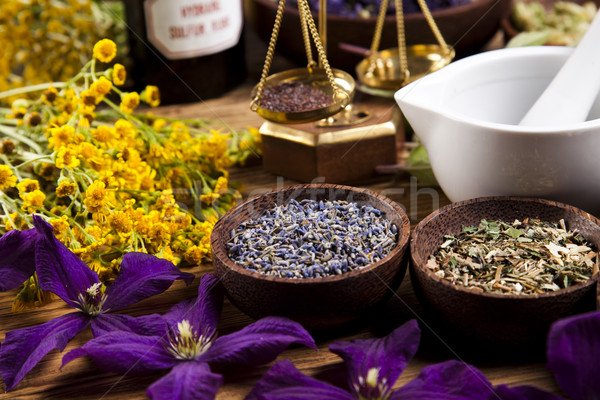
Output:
top-left (210, 183), bottom-right (411, 331)
top-left (411, 196), bottom-right (600, 356)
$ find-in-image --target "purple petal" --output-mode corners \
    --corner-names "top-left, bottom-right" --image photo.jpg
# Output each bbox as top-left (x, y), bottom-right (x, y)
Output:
top-left (491, 384), bottom-right (565, 400)
top-left (91, 313), bottom-right (168, 337)
top-left (33, 215), bottom-right (98, 306)
top-left (102, 252), bottom-right (194, 311)
top-left (146, 362), bottom-right (223, 400)
top-left (162, 273), bottom-right (223, 337)
top-left (329, 319), bottom-right (420, 398)
top-left (61, 331), bottom-right (176, 373)
top-left (0, 228), bottom-right (38, 291)
top-left (0, 312), bottom-right (89, 391)
top-left (202, 316), bottom-right (316, 365)
top-left (392, 360), bottom-right (495, 400)
top-left (246, 360), bottom-right (353, 400)
top-left (547, 310), bottom-right (600, 400)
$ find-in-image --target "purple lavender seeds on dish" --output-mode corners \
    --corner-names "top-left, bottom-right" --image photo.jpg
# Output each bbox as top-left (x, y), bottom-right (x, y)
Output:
top-left (226, 199), bottom-right (398, 279)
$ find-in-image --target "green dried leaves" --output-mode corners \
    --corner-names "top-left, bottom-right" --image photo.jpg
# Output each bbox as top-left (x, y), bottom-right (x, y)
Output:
top-left (427, 218), bottom-right (599, 295)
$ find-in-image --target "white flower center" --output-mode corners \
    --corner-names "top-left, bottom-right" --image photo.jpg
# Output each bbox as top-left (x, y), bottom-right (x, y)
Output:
top-left (355, 367), bottom-right (391, 400)
top-left (166, 319), bottom-right (214, 360)
top-left (76, 282), bottom-right (107, 316)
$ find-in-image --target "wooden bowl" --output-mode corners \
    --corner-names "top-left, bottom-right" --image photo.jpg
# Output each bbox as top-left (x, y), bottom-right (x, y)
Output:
top-left (210, 183), bottom-right (411, 331)
top-left (501, 0), bottom-right (600, 44)
top-left (248, 0), bottom-right (512, 73)
top-left (411, 196), bottom-right (600, 355)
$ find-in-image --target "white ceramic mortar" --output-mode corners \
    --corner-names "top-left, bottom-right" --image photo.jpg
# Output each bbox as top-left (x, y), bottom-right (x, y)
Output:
top-left (395, 46), bottom-right (600, 215)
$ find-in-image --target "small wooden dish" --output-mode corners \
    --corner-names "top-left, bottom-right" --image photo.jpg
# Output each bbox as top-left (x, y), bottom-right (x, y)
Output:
top-left (501, 0), bottom-right (600, 44)
top-left (411, 196), bottom-right (600, 355)
top-left (210, 183), bottom-right (411, 331)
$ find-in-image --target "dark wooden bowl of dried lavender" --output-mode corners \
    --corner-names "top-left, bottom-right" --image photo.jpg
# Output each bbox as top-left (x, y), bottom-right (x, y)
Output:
top-left (210, 183), bottom-right (411, 331)
top-left (411, 196), bottom-right (600, 356)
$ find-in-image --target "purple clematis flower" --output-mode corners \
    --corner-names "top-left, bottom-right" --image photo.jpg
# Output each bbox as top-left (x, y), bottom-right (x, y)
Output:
top-left (62, 273), bottom-right (317, 400)
top-left (0, 215), bottom-right (195, 391)
top-left (492, 310), bottom-right (600, 400)
top-left (247, 319), bottom-right (497, 400)
top-left (0, 228), bottom-right (39, 291)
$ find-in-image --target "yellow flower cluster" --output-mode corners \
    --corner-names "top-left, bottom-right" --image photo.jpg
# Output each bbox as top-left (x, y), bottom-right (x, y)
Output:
top-left (0, 0), bottom-right (125, 105)
top-left (0, 39), bottom-right (262, 310)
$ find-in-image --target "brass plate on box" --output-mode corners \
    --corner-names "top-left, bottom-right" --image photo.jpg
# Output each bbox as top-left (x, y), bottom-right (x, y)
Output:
top-left (260, 115), bottom-right (398, 147)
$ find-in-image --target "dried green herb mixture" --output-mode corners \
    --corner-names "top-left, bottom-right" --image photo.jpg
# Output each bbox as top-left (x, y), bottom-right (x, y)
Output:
top-left (427, 218), bottom-right (598, 295)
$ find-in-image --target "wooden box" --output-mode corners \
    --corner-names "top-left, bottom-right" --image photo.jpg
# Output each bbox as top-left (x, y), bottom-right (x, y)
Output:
top-left (260, 95), bottom-right (402, 184)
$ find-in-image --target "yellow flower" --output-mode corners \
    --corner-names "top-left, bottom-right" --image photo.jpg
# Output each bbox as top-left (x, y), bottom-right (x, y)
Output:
top-left (152, 118), bottom-right (167, 130)
top-left (214, 176), bottom-right (228, 194)
top-left (112, 63), bottom-right (126, 86)
top-left (0, 165), bottom-right (18, 190)
top-left (60, 88), bottom-right (79, 114)
top-left (85, 225), bottom-right (104, 241)
top-left (9, 103), bottom-right (27, 121)
top-left (184, 244), bottom-right (210, 265)
top-left (91, 125), bottom-right (117, 147)
top-left (148, 222), bottom-right (171, 248)
top-left (56, 181), bottom-right (77, 197)
top-left (78, 117), bottom-right (90, 128)
top-left (17, 179), bottom-right (40, 197)
top-left (141, 85), bottom-right (160, 107)
top-left (108, 210), bottom-right (133, 234)
top-left (55, 147), bottom-right (81, 169)
top-left (159, 245), bottom-right (180, 264)
top-left (12, 275), bottom-right (54, 312)
top-left (37, 163), bottom-right (57, 180)
top-left (90, 76), bottom-right (112, 96)
top-left (1, 139), bottom-right (16, 156)
top-left (49, 216), bottom-right (70, 235)
top-left (80, 89), bottom-right (99, 106)
top-left (200, 192), bottom-right (220, 205)
top-left (42, 87), bottom-right (59, 105)
top-left (27, 112), bottom-right (42, 127)
top-left (93, 39), bottom-right (117, 63)
top-left (115, 118), bottom-right (137, 141)
top-left (4, 213), bottom-right (19, 231)
top-left (21, 190), bottom-right (46, 212)
top-left (84, 181), bottom-right (110, 213)
top-left (47, 125), bottom-right (75, 149)
top-left (119, 92), bottom-right (140, 114)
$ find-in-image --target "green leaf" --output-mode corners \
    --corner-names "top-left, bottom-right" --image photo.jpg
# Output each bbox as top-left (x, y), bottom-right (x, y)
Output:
top-left (462, 225), bottom-right (477, 234)
top-left (505, 227), bottom-right (525, 239)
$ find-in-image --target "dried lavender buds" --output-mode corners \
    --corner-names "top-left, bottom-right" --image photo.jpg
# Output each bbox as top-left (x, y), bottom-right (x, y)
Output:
top-left (427, 218), bottom-right (598, 295)
top-left (260, 81), bottom-right (333, 113)
top-left (227, 199), bottom-right (398, 279)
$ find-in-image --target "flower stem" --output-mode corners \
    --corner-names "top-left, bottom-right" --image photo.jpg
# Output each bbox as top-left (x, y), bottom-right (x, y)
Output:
top-left (14, 155), bottom-right (53, 170)
top-left (0, 125), bottom-right (43, 154)
top-left (0, 82), bottom-right (68, 100)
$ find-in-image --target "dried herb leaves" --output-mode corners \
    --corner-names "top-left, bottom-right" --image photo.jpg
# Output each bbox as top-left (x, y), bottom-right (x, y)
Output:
top-left (427, 218), bottom-right (598, 295)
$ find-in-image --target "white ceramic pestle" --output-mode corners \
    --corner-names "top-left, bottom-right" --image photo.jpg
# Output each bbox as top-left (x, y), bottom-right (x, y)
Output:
top-left (519, 11), bottom-right (600, 126)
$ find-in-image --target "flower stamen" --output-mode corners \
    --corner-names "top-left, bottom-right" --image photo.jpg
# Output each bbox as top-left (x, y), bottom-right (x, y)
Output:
top-left (354, 367), bottom-right (391, 400)
top-left (75, 282), bottom-right (107, 316)
top-left (166, 319), bottom-right (214, 360)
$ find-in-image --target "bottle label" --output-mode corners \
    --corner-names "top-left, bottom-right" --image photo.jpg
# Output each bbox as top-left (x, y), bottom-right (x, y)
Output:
top-left (144, 0), bottom-right (243, 60)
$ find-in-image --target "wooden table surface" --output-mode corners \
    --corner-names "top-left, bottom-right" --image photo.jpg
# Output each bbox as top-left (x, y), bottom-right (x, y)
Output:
top-left (0, 29), bottom-right (564, 400)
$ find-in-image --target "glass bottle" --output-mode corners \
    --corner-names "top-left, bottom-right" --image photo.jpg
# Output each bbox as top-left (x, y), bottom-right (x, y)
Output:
top-left (123, 0), bottom-right (247, 105)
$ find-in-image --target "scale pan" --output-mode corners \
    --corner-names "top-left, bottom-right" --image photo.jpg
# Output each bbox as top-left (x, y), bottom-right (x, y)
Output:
top-left (356, 44), bottom-right (454, 91)
top-left (252, 67), bottom-right (355, 124)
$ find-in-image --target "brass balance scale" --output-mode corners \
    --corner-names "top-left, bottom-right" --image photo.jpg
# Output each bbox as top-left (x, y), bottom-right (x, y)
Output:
top-left (250, 0), bottom-right (454, 183)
